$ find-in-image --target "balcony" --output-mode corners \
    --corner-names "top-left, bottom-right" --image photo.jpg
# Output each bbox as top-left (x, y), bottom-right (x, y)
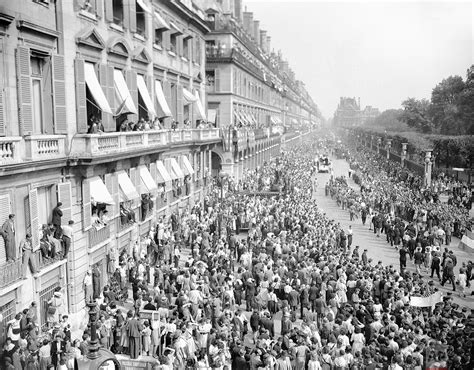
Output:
top-left (34, 250), bottom-right (60, 271)
top-left (89, 225), bottom-right (111, 247)
top-left (0, 259), bottom-right (22, 289)
top-left (71, 129), bottom-right (221, 160)
top-left (0, 135), bottom-right (67, 166)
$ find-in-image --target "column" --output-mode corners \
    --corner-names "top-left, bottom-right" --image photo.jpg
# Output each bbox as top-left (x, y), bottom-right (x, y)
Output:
top-left (386, 139), bottom-right (392, 160)
top-left (424, 150), bottom-right (433, 187)
top-left (401, 143), bottom-right (408, 167)
top-left (370, 135), bottom-right (374, 150)
top-left (376, 137), bottom-right (381, 154)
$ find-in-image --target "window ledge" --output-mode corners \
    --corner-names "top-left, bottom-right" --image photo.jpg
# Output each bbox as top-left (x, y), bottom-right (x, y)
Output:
top-left (109, 23), bottom-right (124, 34)
top-left (78, 9), bottom-right (97, 22)
top-left (153, 44), bottom-right (163, 51)
top-left (168, 50), bottom-right (176, 57)
top-left (134, 33), bottom-right (146, 42)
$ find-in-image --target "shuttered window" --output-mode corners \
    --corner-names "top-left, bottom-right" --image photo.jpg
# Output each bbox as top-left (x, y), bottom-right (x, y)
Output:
top-left (28, 189), bottom-right (40, 251)
top-left (0, 38), bottom-right (5, 136)
top-left (52, 54), bottom-right (67, 134)
top-left (82, 179), bottom-right (91, 231)
top-left (0, 194), bottom-right (12, 264)
top-left (57, 182), bottom-right (72, 225)
top-left (177, 85), bottom-right (183, 124)
top-left (125, 69), bottom-right (138, 123)
top-left (75, 58), bottom-right (87, 133)
top-left (99, 64), bottom-right (115, 132)
top-left (105, 173), bottom-right (119, 218)
top-left (16, 46), bottom-right (33, 136)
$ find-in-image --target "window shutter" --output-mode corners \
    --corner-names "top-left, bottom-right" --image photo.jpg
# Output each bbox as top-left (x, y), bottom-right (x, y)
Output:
top-left (104, 0), bottom-right (113, 22)
top-left (129, 167), bottom-right (138, 191)
top-left (28, 188), bottom-right (39, 251)
top-left (0, 90), bottom-right (5, 136)
top-left (0, 194), bottom-right (11, 264)
top-left (52, 54), bottom-right (67, 134)
top-left (163, 30), bottom-right (170, 50)
top-left (126, 70), bottom-right (138, 122)
top-left (128, 0), bottom-right (137, 33)
top-left (177, 85), bottom-right (183, 124)
top-left (146, 75), bottom-right (153, 102)
top-left (82, 179), bottom-right (91, 231)
top-left (57, 182), bottom-right (72, 225)
top-left (215, 69), bottom-right (220, 92)
top-left (75, 58), bottom-right (88, 134)
top-left (107, 65), bottom-right (115, 117)
top-left (99, 64), bottom-right (114, 132)
top-left (16, 46), bottom-right (33, 136)
top-left (150, 162), bottom-right (157, 184)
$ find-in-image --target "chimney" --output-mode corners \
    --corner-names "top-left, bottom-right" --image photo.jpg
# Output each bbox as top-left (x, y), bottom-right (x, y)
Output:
top-left (260, 30), bottom-right (268, 53)
top-left (243, 12), bottom-right (254, 39)
top-left (266, 36), bottom-right (271, 53)
top-left (234, 0), bottom-right (243, 22)
top-left (253, 20), bottom-right (260, 46)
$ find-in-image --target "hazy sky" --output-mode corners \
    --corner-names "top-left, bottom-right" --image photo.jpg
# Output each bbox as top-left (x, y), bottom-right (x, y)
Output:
top-left (244, 0), bottom-right (473, 118)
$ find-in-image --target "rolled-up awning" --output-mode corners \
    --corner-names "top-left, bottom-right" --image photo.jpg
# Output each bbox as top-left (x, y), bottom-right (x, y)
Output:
top-left (139, 165), bottom-right (158, 193)
top-left (154, 11), bottom-right (170, 29)
top-left (154, 80), bottom-right (172, 118)
top-left (117, 170), bottom-right (140, 202)
top-left (194, 91), bottom-right (207, 121)
top-left (137, 75), bottom-right (156, 117)
top-left (180, 155), bottom-right (195, 175)
top-left (84, 63), bottom-right (113, 114)
top-left (137, 0), bottom-right (152, 14)
top-left (114, 69), bottom-right (137, 115)
top-left (183, 88), bottom-right (198, 104)
top-left (90, 176), bottom-right (114, 205)
top-left (156, 160), bottom-right (172, 183)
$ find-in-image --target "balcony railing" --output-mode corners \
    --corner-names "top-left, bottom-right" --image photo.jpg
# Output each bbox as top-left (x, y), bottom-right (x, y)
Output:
top-left (34, 250), bottom-right (60, 270)
top-left (0, 137), bottom-right (22, 164)
top-left (72, 129), bottom-right (220, 158)
top-left (89, 225), bottom-right (111, 247)
top-left (25, 135), bottom-right (66, 160)
top-left (0, 259), bottom-right (22, 289)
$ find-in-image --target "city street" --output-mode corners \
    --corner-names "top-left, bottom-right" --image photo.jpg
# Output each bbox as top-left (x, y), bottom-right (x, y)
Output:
top-left (314, 156), bottom-right (474, 309)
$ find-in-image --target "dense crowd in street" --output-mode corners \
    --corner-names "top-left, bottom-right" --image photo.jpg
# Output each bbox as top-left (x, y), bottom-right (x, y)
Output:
top-left (1, 134), bottom-right (473, 370)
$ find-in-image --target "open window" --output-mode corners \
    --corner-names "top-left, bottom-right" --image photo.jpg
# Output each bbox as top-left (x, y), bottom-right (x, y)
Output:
top-left (136, 0), bottom-right (151, 37)
top-left (112, 0), bottom-right (124, 27)
top-left (153, 11), bottom-right (170, 48)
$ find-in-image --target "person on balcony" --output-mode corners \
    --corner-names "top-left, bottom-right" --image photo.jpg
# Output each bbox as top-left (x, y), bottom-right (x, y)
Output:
top-left (1, 214), bottom-right (16, 262)
top-left (52, 202), bottom-right (63, 238)
top-left (40, 227), bottom-right (54, 260)
top-left (61, 220), bottom-right (74, 260)
top-left (119, 118), bottom-right (130, 132)
top-left (20, 233), bottom-right (38, 278)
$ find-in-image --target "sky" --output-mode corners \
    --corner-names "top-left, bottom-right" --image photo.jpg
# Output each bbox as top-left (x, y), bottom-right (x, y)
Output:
top-left (244, 0), bottom-right (473, 118)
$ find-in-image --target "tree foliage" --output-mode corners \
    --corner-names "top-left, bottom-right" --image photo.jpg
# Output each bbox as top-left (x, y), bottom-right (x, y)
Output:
top-left (399, 98), bottom-right (433, 133)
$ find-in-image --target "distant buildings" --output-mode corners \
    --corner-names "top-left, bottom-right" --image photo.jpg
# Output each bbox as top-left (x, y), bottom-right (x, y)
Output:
top-left (333, 97), bottom-right (379, 126)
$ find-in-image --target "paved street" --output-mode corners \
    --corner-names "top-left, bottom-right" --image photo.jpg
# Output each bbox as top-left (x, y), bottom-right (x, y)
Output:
top-left (314, 156), bottom-right (474, 309)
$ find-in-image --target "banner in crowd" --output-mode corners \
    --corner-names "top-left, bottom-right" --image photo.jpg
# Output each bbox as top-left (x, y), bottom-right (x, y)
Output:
top-left (409, 291), bottom-right (443, 307)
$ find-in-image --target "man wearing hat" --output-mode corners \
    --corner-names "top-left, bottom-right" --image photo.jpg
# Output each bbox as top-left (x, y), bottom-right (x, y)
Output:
top-left (20, 233), bottom-right (37, 278)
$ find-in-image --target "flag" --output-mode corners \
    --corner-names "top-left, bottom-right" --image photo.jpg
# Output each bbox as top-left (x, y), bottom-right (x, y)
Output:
top-left (410, 291), bottom-right (443, 308)
top-left (114, 96), bottom-right (132, 117)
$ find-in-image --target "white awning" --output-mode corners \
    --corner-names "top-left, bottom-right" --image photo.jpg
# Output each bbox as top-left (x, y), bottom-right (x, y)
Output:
top-left (117, 170), bottom-right (140, 202)
top-left (84, 63), bottom-right (112, 114)
top-left (208, 109), bottom-right (217, 124)
top-left (114, 69), bottom-right (138, 115)
top-left (137, 0), bottom-right (152, 14)
top-left (156, 160), bottom-right (172, 183)
top-left (154, 11), bottom-right (170, 29)
top-left (166, 158), bottom-right (184, 180)
top-left (154, 80), bottom-right (172, 118)
top-left (183, 88), bottom-right (197, 104)
top-left (270, 116), bottom-right (278, 125)
top-left (194, 91), bottom-right (207, 121)
top-left (169, 21), bottom-right (183, 35)
top-left (139, 165), bottom-right (158, 193)
top-left (137, 74), bottom-right (156, 117)
top-left (180, 155), bottom-right (195, 175)
top-left (90, 176), bottom-right (114, 205)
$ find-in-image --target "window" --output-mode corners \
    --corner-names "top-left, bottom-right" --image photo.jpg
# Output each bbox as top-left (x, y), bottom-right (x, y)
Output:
top-left (136, 1), bottom-right (146, 36)
top-left (112, 0), bottom-right (124, 26)
top-left (170, 83), bottom-right (177, 118)
top-left (182, 38), bottom-right (190, 59)
top-left (30, 55), bottom-right (53, 135)
top-left (170, 33), bottom-right (177, 54)
top-left (37, 186), bottom-right (55, 227)
top-left (154, 28), bottom-right (164, 47)
top-left (80, 0), bottom-right (97, 14)
top-left (205, 70), bottom-right (215, 93)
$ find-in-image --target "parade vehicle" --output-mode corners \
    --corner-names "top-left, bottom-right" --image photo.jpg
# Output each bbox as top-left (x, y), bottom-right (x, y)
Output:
top-left (318, 156), bottom-right (331, 173)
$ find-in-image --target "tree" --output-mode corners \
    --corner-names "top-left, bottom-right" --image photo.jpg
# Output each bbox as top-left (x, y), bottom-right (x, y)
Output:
top-left (399, 98), bottom-right (433, 133)
top-left (458, 66), bottom-right (474, 134)
top-left (430, 75), bottom-right (465, 134)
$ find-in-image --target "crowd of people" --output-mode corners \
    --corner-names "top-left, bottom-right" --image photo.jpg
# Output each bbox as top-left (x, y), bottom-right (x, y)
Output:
top-left (1, 133), bottom-right (473, 370)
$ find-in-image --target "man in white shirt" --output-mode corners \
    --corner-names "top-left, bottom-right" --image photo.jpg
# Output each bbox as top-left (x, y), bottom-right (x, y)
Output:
top-left (61, 220), bottom-right (74, 260)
